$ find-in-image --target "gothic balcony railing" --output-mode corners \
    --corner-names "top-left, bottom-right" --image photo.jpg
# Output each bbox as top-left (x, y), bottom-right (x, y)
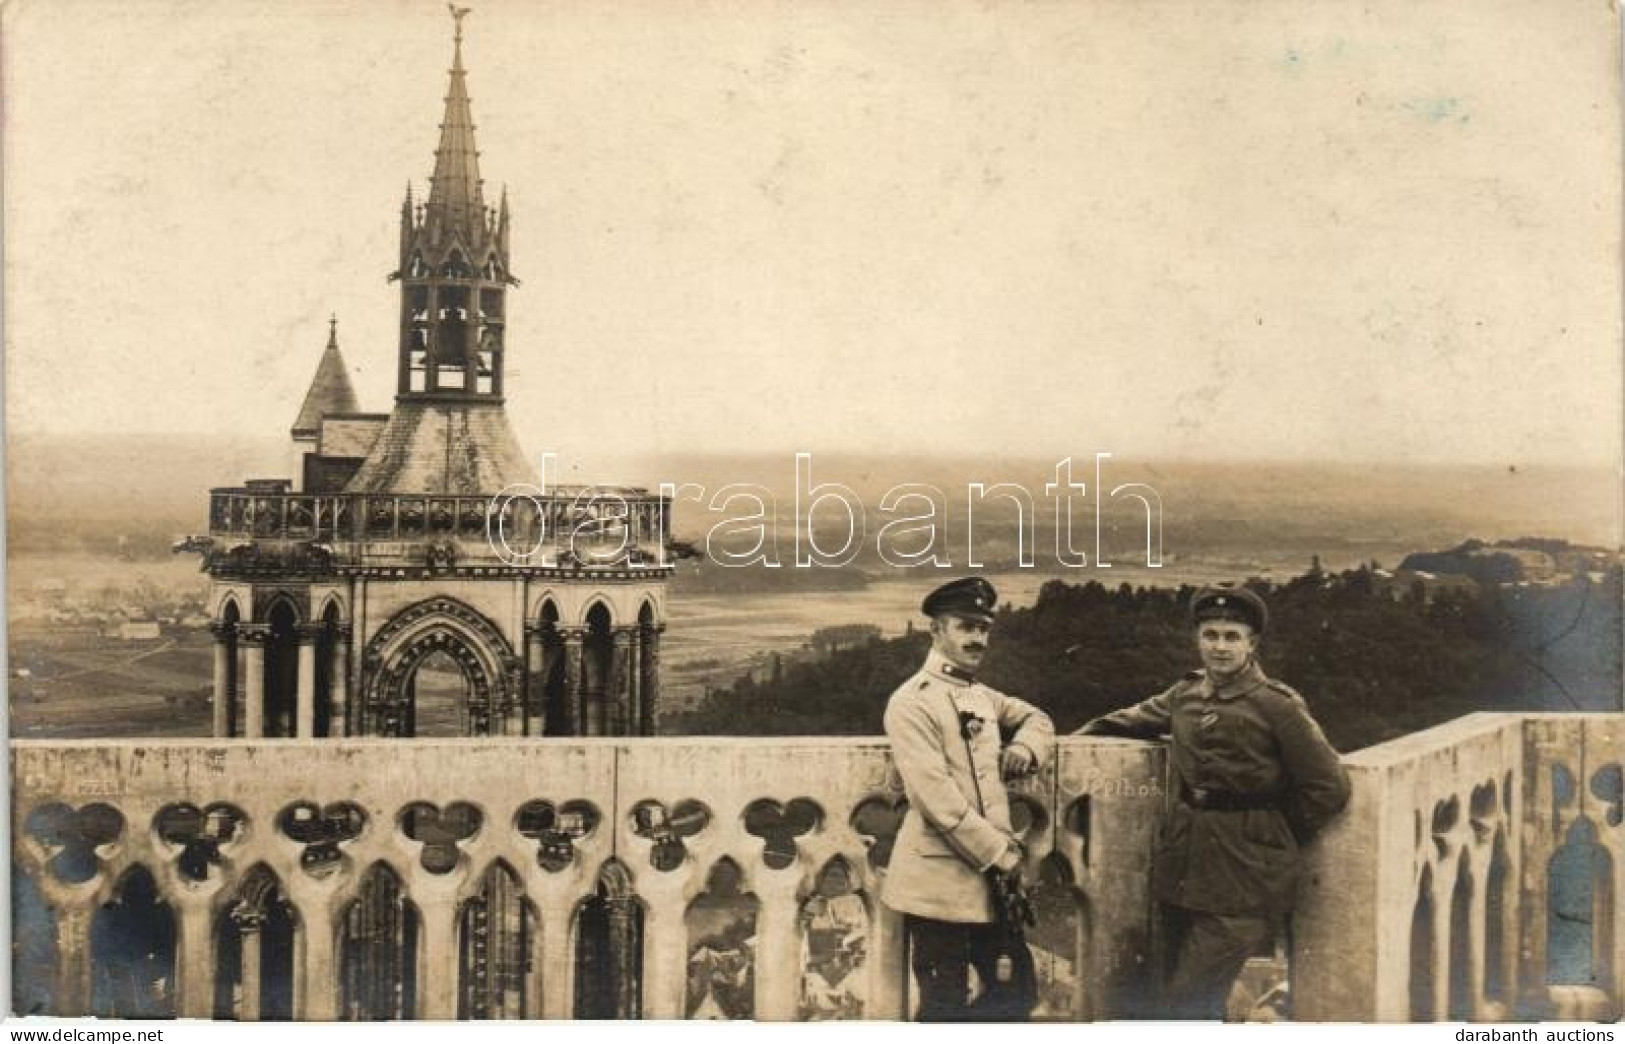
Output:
top-left (1294, 712), bottom-right (1621, 1022)
top-left (204, 489), bottom-right (673, 574)
top-left (9, 714), bottom-right (1620, 1022)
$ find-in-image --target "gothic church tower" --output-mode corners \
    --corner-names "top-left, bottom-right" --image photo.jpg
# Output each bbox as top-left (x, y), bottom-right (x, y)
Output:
top-left (204, 10), bottom-right (671, 741)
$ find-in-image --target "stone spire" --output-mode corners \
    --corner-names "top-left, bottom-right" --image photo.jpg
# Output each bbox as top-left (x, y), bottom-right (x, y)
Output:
top-left (425, 5), bottom-right (484, 241)
top-left (353, 6), bottom-right (537, 493)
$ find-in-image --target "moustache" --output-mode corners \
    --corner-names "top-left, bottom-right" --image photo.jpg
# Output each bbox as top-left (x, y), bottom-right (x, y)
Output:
top-left (964, 645), bottom-right (986, 654)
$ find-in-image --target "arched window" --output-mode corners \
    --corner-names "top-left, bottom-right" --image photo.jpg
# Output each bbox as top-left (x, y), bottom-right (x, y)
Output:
top-left (1484, 832), bottom-right (1512, 1006)
top-left (574, 860), bottom-right (643, 1019)
top-left (685, 859), bottom-right (757, 1019)
top-left (537, 601), bottom-right (568, 737)
top-left (11, 862), bottom-right (57, 1015)
top-left (214, 864), bottom-right (297, 1020)
top-left (264, 601), bottom-right (300, 738)
top-left (1028, 853), bottom-right (1088, 1021)
top-left (219, 599), bottom-right (242, 736)
top-left (583, 603), bottom-right (614, 736)
top-left (1448, 855), bottom-right (1475, 1019)
top-left (458, 861), bottom-right (535, 1019)
top-left (91, 866), bottom-right (175, 1018)
top-left (798, 857), bottom-right (869, 1020)
top-left (339, 863), bottom-right (419, 1020)
top-left (1410, 864), bottom-right (1436, 1021)
top-left (1547, 817), bottom-right (1615, 989)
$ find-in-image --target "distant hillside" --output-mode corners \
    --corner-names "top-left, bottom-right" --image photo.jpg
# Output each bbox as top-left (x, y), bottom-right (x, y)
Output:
top-left (1399, 537), bottom-right (1616, 584)
top-left (6, 433), bottom-right (286, 555)
top-left (672, 567), bottom-right (1623, 750)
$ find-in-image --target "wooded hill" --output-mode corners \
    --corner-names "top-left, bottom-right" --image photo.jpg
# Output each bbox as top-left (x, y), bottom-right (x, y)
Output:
top-left (671, 567), bottom-right (1622, 751)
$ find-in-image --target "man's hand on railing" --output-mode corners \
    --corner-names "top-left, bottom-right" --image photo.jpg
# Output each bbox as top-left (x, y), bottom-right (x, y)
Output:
top-left (1001, 742), bottom-right (1037, 778)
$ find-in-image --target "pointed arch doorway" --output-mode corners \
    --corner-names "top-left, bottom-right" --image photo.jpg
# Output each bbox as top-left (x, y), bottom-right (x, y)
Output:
top-left (358, 598), bottom-right (521, 737)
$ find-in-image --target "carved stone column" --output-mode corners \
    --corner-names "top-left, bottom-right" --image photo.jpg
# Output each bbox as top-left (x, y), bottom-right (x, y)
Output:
top-left (523, 622), bottom-right (546, 737)
top-left (235, 909), bottom-right (265, 1021)
top-left (350, 578), bottom-right (369, 728)
top-left (329, 623), bottom-right (351, 738)
top-left (563, 629), bottom-right (585, 738)
top-left (52, 896), bottom-right (96, 1016)
top-left (536, 885), bottom-right (575, 1018)
top-left (297, 896), bottom-right (337, 1020)
top-left (639, 873), bottom-right (688, 1019)
top-left (536, 878), bottom-right (575, 1014)
top-left (753, 866), bottom-right (804, 1021)
top-left (1429, 876), bottom-right (1449, 1021)
top-left (175, 897), bottom-right (215, 1019)
top-left (241, 625), bottom-right (269, 739)
top-left (210, 622), bottom-right (234, 738)
top-left (609, 628), bottom-right (633, 737)
top-left (358, 650), bottom-right (382, 738)
top-left (628, 626), bottom-right (643, 739)
top-left (502, 655), bottom-right (526, 737)
top-left (295, 623), bottom-right (321, 739)
top-left (870, 901), bottom-right (908, 1019)
top-left (639, 624), bottom-right (663, 737)
top-left (418, 894), bottom-right (458, 1019)
top-left (1464, 875), bottom-right (1488, 1021)
top-left (608, 897), bottom-right (641, 1018)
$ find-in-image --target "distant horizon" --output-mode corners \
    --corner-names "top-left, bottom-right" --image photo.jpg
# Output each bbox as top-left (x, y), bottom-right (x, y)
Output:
top-left (5, 428), bottom-right (1621, 473)
top-left (7, 427), bottom-right (1620, 556)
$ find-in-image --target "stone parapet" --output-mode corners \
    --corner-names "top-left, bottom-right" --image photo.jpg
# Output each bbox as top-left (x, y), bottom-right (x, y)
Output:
top-left (11, 715), bottom-right (1620, 1021)
top-left (10, 736), bottom-right (1163, 1020)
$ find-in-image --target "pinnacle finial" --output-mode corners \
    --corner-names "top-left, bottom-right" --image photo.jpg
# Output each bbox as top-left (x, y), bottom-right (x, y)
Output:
top-left (449, 4), bottom-right (471, 68)
top-left (425, 4), bottom-right (484, 235)
top-left (328, 314), bottom-right (339, 348)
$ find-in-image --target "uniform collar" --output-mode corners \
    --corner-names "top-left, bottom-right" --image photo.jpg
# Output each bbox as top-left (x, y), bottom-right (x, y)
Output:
top-left (923, 648), bottom-right (976, 687)
top-left (1199, 659), bottom-right (1267, 700)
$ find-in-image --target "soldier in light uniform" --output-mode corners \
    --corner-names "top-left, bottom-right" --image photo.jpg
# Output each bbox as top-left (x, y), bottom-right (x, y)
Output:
top-left (881, 577), bottom-right (1056, 1021)
top-left (1078, 585), bottom-right (1350, 1020)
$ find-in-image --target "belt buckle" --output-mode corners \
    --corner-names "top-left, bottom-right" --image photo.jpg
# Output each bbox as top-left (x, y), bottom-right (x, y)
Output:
top-left (1189, 785), bottom-right (1210, 808)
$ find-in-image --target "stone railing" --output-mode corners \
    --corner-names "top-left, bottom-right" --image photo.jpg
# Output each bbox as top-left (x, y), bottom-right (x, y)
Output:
top-left (9, 736), bottom-right (1163, 1021)
top-left (203, 489), bottom-right (672, 572)
top-left (10, 715), bottom-right (1619, 1022)
top-left (1294, 713), bottom-right (1621, 1022)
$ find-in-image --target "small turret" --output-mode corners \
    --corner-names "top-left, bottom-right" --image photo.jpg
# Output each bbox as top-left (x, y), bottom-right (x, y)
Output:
top-left (289, 315), bottom-right (361, 490)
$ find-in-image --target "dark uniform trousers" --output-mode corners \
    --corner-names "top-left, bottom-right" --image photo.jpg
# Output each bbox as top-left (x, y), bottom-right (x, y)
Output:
top-left (1162, 906), bottom-right (1275, 1020)
top-left (906, 915), bottom-right (1037, 1022)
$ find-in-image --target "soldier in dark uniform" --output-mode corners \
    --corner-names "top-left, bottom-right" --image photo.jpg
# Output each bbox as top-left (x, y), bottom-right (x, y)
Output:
top-left (1078, 585), bottom-right (1350, 1020)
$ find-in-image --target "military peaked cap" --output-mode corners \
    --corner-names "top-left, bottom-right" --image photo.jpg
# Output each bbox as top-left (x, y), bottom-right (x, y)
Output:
top-left (1191, 585), bottom-right (1269, 634)
top-left (922, 577), bottom-right (998, 622)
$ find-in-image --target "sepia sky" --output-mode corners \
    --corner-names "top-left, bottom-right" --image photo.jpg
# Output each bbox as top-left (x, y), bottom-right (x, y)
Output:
top-left (4, 0), bottom-right (1621, 468)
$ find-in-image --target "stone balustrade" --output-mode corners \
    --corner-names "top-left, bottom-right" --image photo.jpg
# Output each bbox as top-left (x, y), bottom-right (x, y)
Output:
top-left (1294, 713), bottom-right (1620, 1022)
top-left (10, 736), bottom-right (1163, 1021)
top-left (204, 489), bottom-right (673, 572)
top-left (10, 714), bottom-right (1620, 1022)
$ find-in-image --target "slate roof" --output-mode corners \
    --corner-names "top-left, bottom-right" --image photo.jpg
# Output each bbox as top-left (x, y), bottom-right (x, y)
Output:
top-left (341, 401), bottom-right (540, 495)
top-left (291, 322), bottom-right (361, 437)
